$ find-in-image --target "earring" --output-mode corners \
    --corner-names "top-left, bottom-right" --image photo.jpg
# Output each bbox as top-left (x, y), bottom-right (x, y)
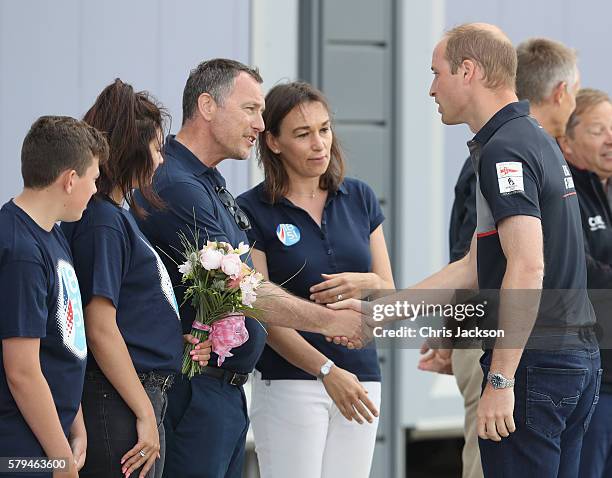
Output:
top-left (273, 149), bottom-right (280, 154)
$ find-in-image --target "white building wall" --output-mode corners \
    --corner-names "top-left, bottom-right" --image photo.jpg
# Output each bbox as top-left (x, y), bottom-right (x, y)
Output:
top-left (0, 0), bottom-right (252, 201)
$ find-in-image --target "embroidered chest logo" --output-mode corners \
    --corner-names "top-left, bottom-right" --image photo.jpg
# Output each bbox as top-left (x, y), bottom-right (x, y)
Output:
top-left (588, 215), bottom-right (606, 231)
top-left (276, 224), bottom-right (301, 246)
top-left (562, 164), bottom-right (575, 189)
top-left (496, 162), bottom-right (524, 195)
top-left (56, 259), bottom-right (86, 359)
top-left (141, 237), bottom-right (180, 319)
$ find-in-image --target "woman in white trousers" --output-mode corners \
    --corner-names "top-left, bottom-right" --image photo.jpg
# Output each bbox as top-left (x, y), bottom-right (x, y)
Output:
top-left (237, 81), bottom-right (394, 478)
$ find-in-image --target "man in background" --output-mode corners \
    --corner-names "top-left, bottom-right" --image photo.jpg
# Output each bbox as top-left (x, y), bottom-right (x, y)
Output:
top-left (559, 88), bottom-right (612, 477)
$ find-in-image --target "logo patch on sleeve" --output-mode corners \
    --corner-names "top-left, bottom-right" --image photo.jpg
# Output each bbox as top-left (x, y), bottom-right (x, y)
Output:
top-left (496, 162), bottom-right (524, 194)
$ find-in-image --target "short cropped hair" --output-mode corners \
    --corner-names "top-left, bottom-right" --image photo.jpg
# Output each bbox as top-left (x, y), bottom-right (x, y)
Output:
top-left (182, 58), bottom-right (262, 124)
top-left (21, 115), bottom-right (108, 189)
top-left (565, 88), bottom-right (612, 138)
top-left (444, 23), bottom-right (517, 90)
top-left (516, 38), bottom-right (578, 104)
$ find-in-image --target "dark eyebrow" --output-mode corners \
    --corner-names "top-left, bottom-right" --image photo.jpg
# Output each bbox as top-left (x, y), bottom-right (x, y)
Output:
top-left (292, 120), bottom-right (330, 134)
top-left (242, 101), bottom-right (265, 109)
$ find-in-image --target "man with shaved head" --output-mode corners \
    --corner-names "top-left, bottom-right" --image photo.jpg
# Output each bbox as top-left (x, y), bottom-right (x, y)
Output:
top-left (334, 22), bottom-right (599, 475)
top-left (436, 36), bottom-right (583, 478)
top-left (429, 23), bottom-right (599, 476)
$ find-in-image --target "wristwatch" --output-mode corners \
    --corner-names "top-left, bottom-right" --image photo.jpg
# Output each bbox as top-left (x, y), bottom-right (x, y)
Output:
top-left (318, 359), bottom-right (335, 380)
top-left (487, 371), bottom-right (515, 389)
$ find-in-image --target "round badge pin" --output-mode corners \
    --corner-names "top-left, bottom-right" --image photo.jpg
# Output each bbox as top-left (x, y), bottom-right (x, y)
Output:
top-left (276, 224), bottom-right (301, 246)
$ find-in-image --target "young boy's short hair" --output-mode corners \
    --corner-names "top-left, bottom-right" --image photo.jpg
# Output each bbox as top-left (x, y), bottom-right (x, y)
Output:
top-left (21, 115), bottom-right (109, 189)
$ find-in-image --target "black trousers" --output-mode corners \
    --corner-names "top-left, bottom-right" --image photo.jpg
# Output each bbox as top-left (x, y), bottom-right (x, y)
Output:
top-left (80, 372), bottom-right (168, 478)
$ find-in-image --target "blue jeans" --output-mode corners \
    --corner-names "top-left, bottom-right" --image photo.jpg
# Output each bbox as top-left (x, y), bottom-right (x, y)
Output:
top-left (479, 347), bottom-right (601, 477)
top-left (579, 390), bottom-right (612, 477)
top-left (80, 372), bottom-right (169, 478)
top-left (162, 374), bottom-right (249, 478)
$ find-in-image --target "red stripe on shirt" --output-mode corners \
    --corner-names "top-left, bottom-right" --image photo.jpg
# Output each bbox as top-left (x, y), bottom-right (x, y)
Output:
top-left (477, 230), bottom-right (498, 238)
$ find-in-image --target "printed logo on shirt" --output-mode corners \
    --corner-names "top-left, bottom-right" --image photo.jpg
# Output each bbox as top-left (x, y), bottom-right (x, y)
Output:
top-left (56, 259), bottom-right (87, 360)
top-left (276, 224), bottom-right (301, 246)
top-left (141, 238), bottom-right (180, 319)
top-left (496, 162), bottom-right (524, 195)
top-left (588, 215), bottom-right (607, 231)
top-left (562, 165), bottom-right (571, 177)
top-left (564, 177), bottom-right (575, 190)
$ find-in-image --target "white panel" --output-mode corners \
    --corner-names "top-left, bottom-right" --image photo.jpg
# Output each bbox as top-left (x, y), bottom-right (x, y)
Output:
top-left (250, 0), bottom-right (299, 188)
top-left (567, 0), bottom-right (612, 94)
top-left (396, 0), bottom-right (446, 287)
top-left (0, 0), bottom-right (80, 199)
top-left (0, 0), bottom-right (252, 201)
top-left (78, 0), bottom-right (161, 113)
top-left (158, 0), bottom-right (252, 193)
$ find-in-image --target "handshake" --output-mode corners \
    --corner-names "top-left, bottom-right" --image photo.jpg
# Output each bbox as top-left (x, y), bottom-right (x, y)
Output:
top-left (324, 298), bottom-right (377, 349)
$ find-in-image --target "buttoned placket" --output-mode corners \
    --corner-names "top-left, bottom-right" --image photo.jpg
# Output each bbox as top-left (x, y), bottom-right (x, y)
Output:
top-left (280, 194), bottom-right (340, 273)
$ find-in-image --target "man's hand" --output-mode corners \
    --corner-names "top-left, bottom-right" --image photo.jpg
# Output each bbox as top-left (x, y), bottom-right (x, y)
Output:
top-left (325, 299), bottom-right (374, 348)
top-left (417, 341), bottom-right (453, 375)
top-left (477, 384), bottom-right (516, 441)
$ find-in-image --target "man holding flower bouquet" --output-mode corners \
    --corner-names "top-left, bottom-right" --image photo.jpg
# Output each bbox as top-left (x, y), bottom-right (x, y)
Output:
top-left (135, 59), bottom-right (367, 478)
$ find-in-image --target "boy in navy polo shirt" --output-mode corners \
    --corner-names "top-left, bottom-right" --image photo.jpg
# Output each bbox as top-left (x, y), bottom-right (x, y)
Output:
top-left (0, 116), bottom-right (107, 477)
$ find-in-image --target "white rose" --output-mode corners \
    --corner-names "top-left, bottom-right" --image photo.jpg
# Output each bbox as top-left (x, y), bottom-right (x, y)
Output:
top-left (221, 253), bottom-right (242, 279)
top-left (178, 261), bottom-right (193, 276)
top-left (200, 248), bottom-right (223, 270)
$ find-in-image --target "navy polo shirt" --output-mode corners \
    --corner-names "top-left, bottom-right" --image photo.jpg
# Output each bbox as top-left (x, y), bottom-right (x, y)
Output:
top-left (237, 178), bottom-right (383, 382)
top-left (470, 101), bottom-right (595, 335)
top-left (133, 135), bottom-right (266, 374)
top-left (61, 197), bottom-right (183, 374)
top-left (0, 200), bottom-right (86, 457)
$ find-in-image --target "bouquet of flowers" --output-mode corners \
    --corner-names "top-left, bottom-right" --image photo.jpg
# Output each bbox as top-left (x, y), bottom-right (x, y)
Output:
top-left (177, 229), bottom-right (264, 379)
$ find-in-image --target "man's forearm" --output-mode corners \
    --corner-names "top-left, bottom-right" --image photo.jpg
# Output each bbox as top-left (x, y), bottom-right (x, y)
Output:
top-left (257, 281), bottom-right (335, 335)
top-left (490, 262), bottom-right (543, 378)
top-left (368, 256), bottom-right (477, 327)
top-left (411, 254), bottom-right (478, 291)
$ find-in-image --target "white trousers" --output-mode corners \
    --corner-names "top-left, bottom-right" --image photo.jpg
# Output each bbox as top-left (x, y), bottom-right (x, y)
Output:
top-left (250, 372), bottom-right (381, 478)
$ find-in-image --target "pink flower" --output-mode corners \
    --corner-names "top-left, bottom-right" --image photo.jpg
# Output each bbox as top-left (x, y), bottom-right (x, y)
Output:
top-left (240, 274), bottom-right (260, 306)
top-left (200, 248), bottom-right (223, 270)
top-left (221, 253), bottom-right (242, 279)
top-left (242, 291), bottom-right (257, 306)
top-left (227, 277), bottom-right (241, 289)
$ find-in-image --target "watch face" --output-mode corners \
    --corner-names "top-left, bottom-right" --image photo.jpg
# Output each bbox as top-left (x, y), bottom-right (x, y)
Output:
top-left (491, 374), bottom-right (503, 388)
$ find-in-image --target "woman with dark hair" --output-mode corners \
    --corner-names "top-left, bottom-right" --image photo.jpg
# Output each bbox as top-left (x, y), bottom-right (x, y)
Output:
top-left (61, 79), bottom-right (211, 478)
top-left (237, 81), bottom-right (394, 478)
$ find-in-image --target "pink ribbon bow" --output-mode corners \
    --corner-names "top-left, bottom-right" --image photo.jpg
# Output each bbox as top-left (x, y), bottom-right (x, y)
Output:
top-left (193, 314), bottom-right (249, 366)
